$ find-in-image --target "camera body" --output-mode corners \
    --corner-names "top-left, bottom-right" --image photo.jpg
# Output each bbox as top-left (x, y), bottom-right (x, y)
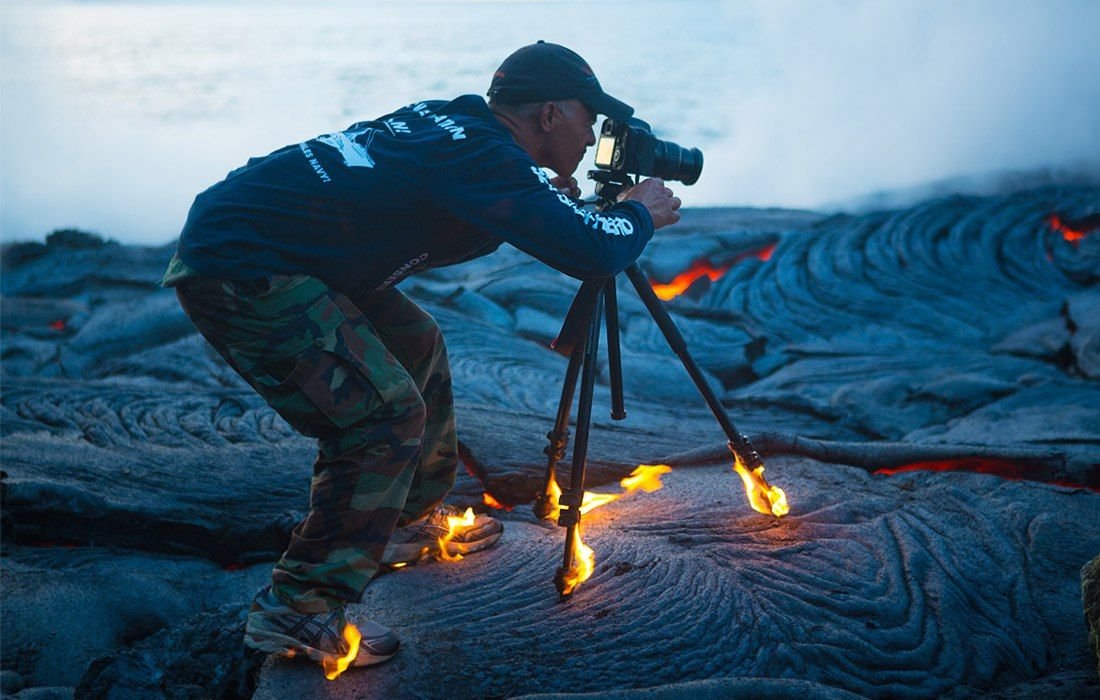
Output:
top-left (592, 118), bottom-right (703, 186)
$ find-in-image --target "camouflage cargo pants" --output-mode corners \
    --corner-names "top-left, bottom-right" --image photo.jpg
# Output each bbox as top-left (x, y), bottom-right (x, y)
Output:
top-left (175, 274), bottom-right (457, 613)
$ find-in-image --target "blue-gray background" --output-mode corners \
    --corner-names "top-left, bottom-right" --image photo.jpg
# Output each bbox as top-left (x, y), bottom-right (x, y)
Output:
top-left (2, 0), bottom-right (1099, 245)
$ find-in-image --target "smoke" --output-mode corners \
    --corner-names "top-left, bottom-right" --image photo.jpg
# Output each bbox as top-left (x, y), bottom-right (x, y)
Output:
top-left (2, 0), bottom-right (1098, 244)
top-left (690, 0), bottom-right (1100, 208)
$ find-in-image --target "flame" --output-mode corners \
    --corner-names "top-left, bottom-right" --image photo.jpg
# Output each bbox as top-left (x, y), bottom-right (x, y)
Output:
top-left (482, 492), bottom-right (510, 510)
top-left (732, 453), bottom-right (789, 517)
top-left (322, 623), bottom-right (361, 680)
top-left (560, 525), bottom-right (595, 596)
top-left (436, 507), bottom-right (477, 562)
top-left (544, 464), bottom-right (673, 520)
top-left (620, 464), bottom-right (672, 493)
top-left (555, 465), bottom-right (673, 595)
top-left (754, 244), bottom-right (776, 261)
top-left (49, 319), bottom-right (66, 331)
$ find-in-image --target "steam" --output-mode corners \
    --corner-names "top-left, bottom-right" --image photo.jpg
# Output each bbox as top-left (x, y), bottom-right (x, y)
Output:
top-left (1, 0), bottom-right (1097, 244)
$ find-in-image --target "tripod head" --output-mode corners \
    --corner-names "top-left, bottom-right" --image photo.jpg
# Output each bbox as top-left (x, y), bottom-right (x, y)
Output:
top-left (586, 169), bottom-right (636, 208)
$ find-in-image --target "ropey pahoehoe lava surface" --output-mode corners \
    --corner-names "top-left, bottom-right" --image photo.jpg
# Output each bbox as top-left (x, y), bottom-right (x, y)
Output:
top-left (1, 186), bottom-right (1098, 698)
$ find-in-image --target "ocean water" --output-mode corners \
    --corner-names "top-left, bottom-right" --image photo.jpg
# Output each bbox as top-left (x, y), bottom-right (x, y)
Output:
top-left (2, 0), bottom-right (1098, 245)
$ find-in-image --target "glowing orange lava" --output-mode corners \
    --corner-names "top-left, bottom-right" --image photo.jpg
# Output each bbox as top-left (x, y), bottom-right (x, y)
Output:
top-left (322, 623), bottom-right (361, 680)
top-left (874, 458), bottom-right (1098, 491)
top-left (482, 492), bottom-right (510, 510)
top-left (1049, 214), bottom-right (1095, 247)
top-left (651, 260), bottom-right (731, 300)
top-left (650, 246), bottom-right (777, 301)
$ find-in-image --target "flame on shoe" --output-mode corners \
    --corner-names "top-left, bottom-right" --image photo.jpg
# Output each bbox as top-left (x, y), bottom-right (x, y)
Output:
top-left (436, 507), bottom-right (477, 562)
top-left (560, 524), bottom-right (596, 596)
top-left (322, 622), bottom-right (362, 680)
top-left (732, 453), bottom-right (789, 517)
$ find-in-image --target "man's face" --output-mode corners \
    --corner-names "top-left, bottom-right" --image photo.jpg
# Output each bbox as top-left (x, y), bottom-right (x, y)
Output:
top-left (543, 100), bottom-right (597, 178)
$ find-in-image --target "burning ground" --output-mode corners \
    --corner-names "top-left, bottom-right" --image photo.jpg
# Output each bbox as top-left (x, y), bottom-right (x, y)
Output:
top-left (1, 185), bottom-right (1098, 697)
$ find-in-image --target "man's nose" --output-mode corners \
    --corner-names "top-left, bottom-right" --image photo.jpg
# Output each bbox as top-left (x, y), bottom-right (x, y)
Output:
top-left (586, 128), bottom-right (596, 147)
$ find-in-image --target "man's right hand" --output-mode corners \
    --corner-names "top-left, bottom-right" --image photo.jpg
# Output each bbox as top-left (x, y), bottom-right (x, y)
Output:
top-left (618, 177), bottom-right (682, 230)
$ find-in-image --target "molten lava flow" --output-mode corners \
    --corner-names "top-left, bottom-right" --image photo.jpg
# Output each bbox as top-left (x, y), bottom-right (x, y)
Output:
top-left (732, 453), bottom-right (789, 517)
top-left (322, 623), bottom-right (362, 680)
top-left (560, 525), bottom-right (596, 596)
top-left (436, 507), bottom-right (477, 562)
top-left (482, 492), bottom-right (510, 510)
top-left (754, 243), bottom-right (777, 261)
top-left (1049, 214), bottom-right (1088, 246)
top-left (650, 246), bottom-right (778, 301)
top-left (651, 260), bottom-right (731, 300)
top-left (874, 458), bottom-right (1098, 491)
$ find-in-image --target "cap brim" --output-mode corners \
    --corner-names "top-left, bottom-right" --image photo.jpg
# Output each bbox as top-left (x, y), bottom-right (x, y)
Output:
top-left (582, 90), bottom-right (634, 121)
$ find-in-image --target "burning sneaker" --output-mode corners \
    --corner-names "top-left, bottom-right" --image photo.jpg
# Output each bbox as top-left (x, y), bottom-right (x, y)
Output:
top-left (382, 504), bottom-right (503, 565)
top-left (244, 586), bottom-right (399, 673)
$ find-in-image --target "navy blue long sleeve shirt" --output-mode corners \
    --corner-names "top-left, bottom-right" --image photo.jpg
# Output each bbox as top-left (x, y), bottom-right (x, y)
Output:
top-left (175, 95), bottom-right (653, 296)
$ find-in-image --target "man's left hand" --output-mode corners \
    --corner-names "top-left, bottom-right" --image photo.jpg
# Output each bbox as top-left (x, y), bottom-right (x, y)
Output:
top-left (549, 175), bottom-right (581, 199)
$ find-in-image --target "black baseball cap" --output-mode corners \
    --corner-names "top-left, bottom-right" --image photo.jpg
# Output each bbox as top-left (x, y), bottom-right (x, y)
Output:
top-left (487, 41), bottom-right (634, 121)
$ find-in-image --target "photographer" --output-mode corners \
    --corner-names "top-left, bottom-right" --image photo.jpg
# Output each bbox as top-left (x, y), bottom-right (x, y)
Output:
top-left (163, 40), bottom-right (680, 669)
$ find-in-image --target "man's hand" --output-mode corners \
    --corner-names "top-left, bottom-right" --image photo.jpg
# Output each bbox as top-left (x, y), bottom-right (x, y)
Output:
top-left (549, 174), bottom-right (582, 199)
top-left (618, 178), bottom-right (682, 229)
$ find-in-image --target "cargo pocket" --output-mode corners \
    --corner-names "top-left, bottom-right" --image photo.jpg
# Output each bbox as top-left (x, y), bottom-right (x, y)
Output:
top-left (275, 328), bottom-right (386, 429)
top-left (228, 293), bottom-right (403, 432)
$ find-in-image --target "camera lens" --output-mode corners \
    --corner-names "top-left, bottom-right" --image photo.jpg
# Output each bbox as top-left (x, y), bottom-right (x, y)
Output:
top-left (653, 140), bottom-right (704, 186)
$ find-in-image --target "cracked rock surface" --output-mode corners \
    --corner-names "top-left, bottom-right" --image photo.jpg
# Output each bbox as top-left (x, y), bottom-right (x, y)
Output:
top-left (1, 188), bottom-right (1098, 697)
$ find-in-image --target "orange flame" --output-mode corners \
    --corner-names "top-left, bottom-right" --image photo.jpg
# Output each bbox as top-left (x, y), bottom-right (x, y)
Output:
top-left (732, 453), bottom-right (789, 517)
top-left (542, 464), bottom-right (674, 520)
top-left (555, 465), bottom-right (672, 595)
top-left (322, 623), bottom-right (361, 680)
top-left (560, 525), bottom-right (595, 596)
top-left (620, 464), bottom-right (672, 493)
top-left (436, 507), bottom-right (477, 562)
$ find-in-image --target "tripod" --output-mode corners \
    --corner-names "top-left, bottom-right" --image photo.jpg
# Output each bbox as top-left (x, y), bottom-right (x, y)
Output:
top-left (533, 173), bottom-right (770, 597)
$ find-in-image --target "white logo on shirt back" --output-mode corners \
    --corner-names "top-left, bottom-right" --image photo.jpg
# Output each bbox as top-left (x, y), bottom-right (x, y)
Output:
top-left (317, 126), bottom-right (378, 168)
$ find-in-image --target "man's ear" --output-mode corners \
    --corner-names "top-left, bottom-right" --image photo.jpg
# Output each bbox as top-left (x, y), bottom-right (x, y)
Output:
top-left (538, 102), bottom-right (557, 133)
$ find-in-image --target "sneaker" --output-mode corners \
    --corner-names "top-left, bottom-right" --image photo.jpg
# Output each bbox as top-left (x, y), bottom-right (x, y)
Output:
top-left (382, 504), bottom-right (504, 565)
top-left (244, 586), bottom-right (399, 668)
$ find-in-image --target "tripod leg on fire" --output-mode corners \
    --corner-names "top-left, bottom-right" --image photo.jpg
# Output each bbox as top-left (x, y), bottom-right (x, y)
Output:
top-left (622, 263), bottom-right (766, 471)
top-left (533, 342), bottom-right (585, 520)
top-left (553, 287), bottom-right (605, 596)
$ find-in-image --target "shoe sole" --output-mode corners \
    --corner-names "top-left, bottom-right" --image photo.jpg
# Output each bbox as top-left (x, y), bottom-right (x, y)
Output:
top-left (382, 527), bottom-right (503, 565)
top-left (244, 630), bottom-right (398, 668)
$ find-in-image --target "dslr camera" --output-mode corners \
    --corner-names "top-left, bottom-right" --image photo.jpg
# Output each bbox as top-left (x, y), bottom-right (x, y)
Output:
top-left (590, 118), bottom-right (703, 199)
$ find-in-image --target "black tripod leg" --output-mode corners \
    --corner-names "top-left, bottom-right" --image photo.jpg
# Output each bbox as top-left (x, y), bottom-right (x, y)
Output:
top-left (604, 278), bottom-right (626, 421)
top-left (533, 340), bottom-right (586, 520)
top-left (622, 264), bottom-right (764, 468)
top-left (554, 290), bottom-right (604, 596)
